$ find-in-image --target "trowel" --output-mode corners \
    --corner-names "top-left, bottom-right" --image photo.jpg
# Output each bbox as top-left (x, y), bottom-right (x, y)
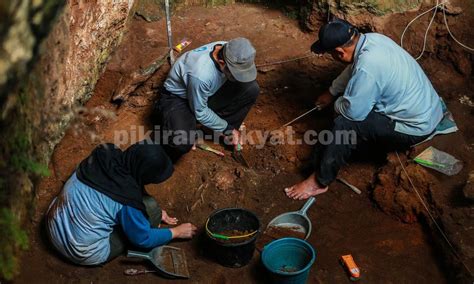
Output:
top-left (232, 144), bottom-right (249, 168)
top-left (127, 245), bottom-right (190, 279)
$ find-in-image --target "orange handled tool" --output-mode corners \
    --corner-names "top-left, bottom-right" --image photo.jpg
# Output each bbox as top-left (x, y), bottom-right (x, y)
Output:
top-left (340, 254), bottom-right (361, 281)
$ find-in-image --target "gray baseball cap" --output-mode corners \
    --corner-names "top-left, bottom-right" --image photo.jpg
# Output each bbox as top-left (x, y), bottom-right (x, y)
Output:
top-left (223, 38), bottom-right (257, 83)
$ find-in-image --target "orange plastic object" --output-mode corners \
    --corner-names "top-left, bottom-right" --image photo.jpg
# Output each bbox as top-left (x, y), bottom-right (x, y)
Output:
top-left (340, 254), bottom-right (361, 281)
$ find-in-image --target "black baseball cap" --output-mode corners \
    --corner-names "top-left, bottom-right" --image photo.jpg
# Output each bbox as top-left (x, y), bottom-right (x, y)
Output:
top-left (311, 19), bottom-right (358, 54)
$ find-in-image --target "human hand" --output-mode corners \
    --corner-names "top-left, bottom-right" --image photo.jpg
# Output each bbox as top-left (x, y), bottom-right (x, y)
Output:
top-left (231, 129), bottom-right (242, 150)
top-left (161, 210), bottom-right (178, 225)
top-left (170, 223), bottom-right (197, 239)
top-left (315, 90), bottom-right (335, 109)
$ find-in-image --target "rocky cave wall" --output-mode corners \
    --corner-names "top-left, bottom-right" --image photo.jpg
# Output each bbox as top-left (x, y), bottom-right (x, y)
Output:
top-left (0, 0), bottom-right (466, 280)
top-left (0, 0), bottom-right (135, 279)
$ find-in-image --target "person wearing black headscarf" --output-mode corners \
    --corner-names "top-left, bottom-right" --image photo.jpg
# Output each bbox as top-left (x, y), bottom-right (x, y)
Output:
top-left (46, 141), bottom-right (197, 265)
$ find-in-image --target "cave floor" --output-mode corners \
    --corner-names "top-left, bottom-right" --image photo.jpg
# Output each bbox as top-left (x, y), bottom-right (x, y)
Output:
top-left (16, 3), bottom-right (474, 283)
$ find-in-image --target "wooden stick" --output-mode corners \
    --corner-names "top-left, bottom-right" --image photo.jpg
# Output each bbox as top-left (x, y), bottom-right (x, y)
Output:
top-left (337, 177), bottom-right (362, 195)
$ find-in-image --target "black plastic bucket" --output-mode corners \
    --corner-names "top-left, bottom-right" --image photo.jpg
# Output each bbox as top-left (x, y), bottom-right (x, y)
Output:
top-left (205, 208), bottom-right (260, 268)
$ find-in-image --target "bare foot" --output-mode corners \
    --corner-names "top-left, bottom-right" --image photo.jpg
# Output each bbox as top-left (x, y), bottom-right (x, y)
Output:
top-left (284, 173), bottom-right (328, 200)
top-left (161, 210), bottom-right (178, 225)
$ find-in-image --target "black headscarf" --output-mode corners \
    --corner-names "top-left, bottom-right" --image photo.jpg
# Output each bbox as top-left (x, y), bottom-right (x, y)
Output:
top-left (76, 141), bottom-right (173, 212)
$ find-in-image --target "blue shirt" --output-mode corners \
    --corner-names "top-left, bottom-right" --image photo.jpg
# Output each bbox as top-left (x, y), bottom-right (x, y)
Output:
top-left (163, 41), bottom-right (229, 132)
top-left (46, 173), bottom-right (172, 265)
top-left (330, 33), bottom-right (443, 136)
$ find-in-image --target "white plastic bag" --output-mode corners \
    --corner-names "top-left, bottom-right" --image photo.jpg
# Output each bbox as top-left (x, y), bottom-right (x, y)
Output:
top-left (414, 146), bottom-right (463, 176)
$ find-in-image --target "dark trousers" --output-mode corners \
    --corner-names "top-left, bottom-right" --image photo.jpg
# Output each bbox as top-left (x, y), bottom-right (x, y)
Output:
top-left (316, 111), bottom-right (430, 186)
top-left (154, 80), bottom-right (259, 160)
top-left (107, 196), bottom-right (162, 262)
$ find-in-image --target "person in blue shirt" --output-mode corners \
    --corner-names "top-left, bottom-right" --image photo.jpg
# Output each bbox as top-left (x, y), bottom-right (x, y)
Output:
top-left (285, 18), bottom-right (443, 200)
top-left (46, 141), bottom-right (197, 265)
top-left (154, 38), bottom-right (259, 161)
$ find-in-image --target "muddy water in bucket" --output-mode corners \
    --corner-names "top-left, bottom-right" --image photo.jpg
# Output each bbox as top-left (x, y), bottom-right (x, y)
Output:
top-left (205, 208), bottom-right (260, 267)
top-left (262, 238), bottom-right (316, 284)
top-left (267, 197), bottom-right (316, 240)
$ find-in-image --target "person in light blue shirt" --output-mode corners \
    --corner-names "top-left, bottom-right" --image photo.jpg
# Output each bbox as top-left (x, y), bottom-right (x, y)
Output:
top-left (155, 38), bottom-right (259, 161)
top-left (46, 141), bottom-right (197, 265)
top-left (285, 18), bottom-right (443, 200)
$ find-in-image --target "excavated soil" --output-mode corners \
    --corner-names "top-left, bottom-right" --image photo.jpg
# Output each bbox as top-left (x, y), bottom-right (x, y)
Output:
top-left (15, 2), bottom-right (474, 283)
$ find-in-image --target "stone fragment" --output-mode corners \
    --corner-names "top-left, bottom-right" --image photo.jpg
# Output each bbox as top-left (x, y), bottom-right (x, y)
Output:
top-left (463, 171), bottom-right (474, 201)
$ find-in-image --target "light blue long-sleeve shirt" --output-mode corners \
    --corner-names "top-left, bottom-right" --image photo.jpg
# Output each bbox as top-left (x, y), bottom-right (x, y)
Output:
top-left (330, 33), bottom-right (443, 136)
top-left (163, 41), bottom-right (229, 132)
top-left (47, 173), bottom-right (172, 265)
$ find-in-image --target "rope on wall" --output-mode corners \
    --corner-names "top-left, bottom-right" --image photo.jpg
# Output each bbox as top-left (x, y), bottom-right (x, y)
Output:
top-left (400, 0), bottom-right (474, 60)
